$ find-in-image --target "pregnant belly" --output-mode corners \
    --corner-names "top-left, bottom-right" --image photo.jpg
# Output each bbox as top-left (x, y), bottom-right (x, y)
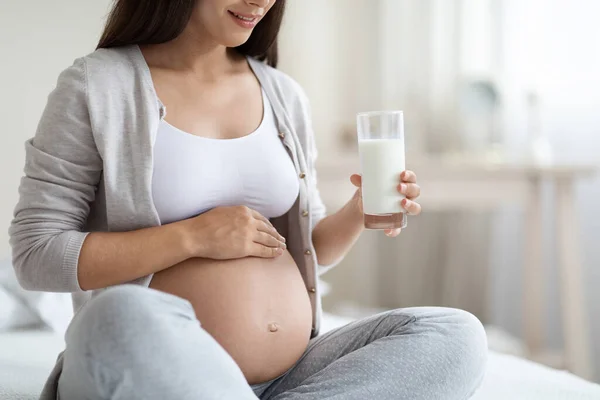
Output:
top-left (149, 251), bottom-right (313, 384)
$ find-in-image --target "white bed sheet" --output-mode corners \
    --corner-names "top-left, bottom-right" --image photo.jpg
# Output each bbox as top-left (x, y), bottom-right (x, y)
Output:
top-left (0, 331), bottom-right (64, 400)
top-left (472, 352), bottom-right (600, 400)
top-left (1, 316), bottom-right (599, 400)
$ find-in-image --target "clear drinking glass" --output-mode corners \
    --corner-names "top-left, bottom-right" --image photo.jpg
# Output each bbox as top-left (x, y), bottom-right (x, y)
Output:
top-left (357, 111), bottom-right (407, 230)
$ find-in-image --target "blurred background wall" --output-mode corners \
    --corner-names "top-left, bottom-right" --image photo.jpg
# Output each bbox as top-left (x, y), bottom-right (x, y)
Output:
top-left (0, 0), bottom-right (112, 255)
top-left (278, 0), bottom-right (600, 381)
top-left (0, 0), bottom-right (598, 382)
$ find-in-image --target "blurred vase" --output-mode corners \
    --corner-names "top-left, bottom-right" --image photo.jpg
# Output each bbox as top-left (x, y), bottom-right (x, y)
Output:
top-left (526, 92), bottom-right (553, 165)
top-left (458, 78), bottom-right (504, 162)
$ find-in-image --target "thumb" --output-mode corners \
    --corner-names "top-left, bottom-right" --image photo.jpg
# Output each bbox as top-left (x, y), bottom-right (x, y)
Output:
top-left (350, 174), bottom-right (362, 188)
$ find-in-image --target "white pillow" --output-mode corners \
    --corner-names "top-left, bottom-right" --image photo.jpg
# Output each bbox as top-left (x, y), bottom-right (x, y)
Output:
top-left (0, 287), bottom-right (41, 330)
top-left (0, 259), bottom-right (72, 334)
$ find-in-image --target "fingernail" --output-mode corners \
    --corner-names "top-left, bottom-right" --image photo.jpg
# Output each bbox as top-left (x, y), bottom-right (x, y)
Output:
top-left (280, 236), bottom-right (286, 243)
top-left (401, 199), bottom-right (409, 209)
top-left (399, 184), bottom-right (406, 193)
top-left (280, 242), bottom-right (287, 250)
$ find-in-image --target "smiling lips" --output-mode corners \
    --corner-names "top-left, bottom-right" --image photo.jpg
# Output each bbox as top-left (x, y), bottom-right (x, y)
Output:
top-left (228, 10), bottom-right (261, 28)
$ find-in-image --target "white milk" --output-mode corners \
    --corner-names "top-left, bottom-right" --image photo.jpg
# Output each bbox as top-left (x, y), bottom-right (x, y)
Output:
top-left (358, 138), bottom-right (406, 215)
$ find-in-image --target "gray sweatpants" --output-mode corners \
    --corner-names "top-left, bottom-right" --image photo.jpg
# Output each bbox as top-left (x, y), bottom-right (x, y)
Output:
top-left (57, 285), bottom-right (487, 400)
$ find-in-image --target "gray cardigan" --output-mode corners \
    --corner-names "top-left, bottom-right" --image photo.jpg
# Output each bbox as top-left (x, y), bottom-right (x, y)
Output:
top-left (10, 45), bottom-right (336, 399)
top-left (9, 45), bottom-right (335, 335)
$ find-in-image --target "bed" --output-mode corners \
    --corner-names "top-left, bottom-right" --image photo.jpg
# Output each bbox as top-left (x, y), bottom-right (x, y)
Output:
top-left (1, 314), bottom-right (599, 400)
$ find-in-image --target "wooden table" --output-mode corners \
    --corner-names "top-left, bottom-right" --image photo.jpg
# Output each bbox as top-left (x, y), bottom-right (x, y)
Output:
top-left (317, 155), bottom-right (597, 379)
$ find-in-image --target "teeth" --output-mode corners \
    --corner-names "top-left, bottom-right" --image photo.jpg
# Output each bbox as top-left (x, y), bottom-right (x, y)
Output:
top-left (233, 13), bottom-right (255, 22)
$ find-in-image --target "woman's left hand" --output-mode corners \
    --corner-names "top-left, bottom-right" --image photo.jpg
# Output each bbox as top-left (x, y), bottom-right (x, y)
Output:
top-left (350, 170), bottom-right (422, 238)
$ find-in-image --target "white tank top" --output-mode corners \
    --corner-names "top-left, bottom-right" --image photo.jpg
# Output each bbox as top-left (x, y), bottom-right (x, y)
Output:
top-left (152, 90), bottom-right (300, 225)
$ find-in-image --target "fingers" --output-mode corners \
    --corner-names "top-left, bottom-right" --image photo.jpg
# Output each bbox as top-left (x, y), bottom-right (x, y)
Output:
top-left (254, 231), bottom-right (286, 250)
top-left (256, 220), bottom-right (286, 244)
top-left (249, 243), bottom-right (283, 258)
top-left (400, 170), bottom-right (417, 184)
top-left (384, 228), bottom-right (402, 237)
top-left (350, 174), bottom-right (362, 188)
top-left (250, 209), bottom-right (285, 242)
top-left (401, 199), bottom-right (422, 216)
top-left (251, 209), bottom-right (274, 227)
top-left (397, 183), bottom-right (421, 199)
top-left (240, 208), bottom-right (285, 258)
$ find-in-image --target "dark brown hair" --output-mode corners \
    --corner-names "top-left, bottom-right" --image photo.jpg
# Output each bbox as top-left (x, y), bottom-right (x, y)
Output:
top-left (97, 0), bottom-right (286, 67)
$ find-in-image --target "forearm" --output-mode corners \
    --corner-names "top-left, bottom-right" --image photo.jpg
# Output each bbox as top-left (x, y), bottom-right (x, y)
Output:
top-left (312, 192), bottom-right (364, 266)
top-left (78, 221), bottom-right (192, 291)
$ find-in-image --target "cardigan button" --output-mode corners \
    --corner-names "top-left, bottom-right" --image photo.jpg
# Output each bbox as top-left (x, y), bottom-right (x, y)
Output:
top-left (279, 132), bottom-right (285, 139)
top-left (299, 172), bottom-right (306, 179)
top-left (304, 249), bottom-right (312, 256)
top-left (308, 287), bottom-right (316, 293)
top-left (302, 210), bottom-right (309, 217)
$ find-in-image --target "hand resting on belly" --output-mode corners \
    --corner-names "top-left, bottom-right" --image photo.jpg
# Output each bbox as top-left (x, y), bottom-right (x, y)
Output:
top-left (177, 205), bottom-right (287, 260)
top-left (150, 206), bottom-right (313, 384)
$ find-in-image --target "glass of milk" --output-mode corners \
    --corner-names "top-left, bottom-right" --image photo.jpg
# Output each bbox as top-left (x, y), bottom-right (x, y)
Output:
top-left (357, 111), bottom-right (407, 230)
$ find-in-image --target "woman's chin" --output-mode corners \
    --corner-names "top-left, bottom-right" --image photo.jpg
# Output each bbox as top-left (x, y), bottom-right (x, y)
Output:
top-left (222, 34), bottom-right (253, 49)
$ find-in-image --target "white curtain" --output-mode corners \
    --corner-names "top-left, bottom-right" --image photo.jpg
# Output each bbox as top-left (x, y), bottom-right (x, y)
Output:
top-left (279, 0), bottom-right (499, 319)
top-left (379, 0), bottom-right (503, 155)
top-left (368, 0), bottom-right (501, 319)
top-left (280, 1), bottom-right (600, 378)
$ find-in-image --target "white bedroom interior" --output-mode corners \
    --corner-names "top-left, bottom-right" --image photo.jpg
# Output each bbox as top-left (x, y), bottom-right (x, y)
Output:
top-left (279, 0), bottom-right (600, 381)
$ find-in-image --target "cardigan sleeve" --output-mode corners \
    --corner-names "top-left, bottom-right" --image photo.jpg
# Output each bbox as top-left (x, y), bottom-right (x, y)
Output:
top-left (297, 88), bottom-right (327, 231)
top-left (9, 58), bottom-right (102, 292)
top-left (292, 84), bottom-right (343, 276)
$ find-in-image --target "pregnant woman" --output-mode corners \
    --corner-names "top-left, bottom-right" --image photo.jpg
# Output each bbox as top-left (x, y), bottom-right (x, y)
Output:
top-left (9, 0), bottom-right (487, 399)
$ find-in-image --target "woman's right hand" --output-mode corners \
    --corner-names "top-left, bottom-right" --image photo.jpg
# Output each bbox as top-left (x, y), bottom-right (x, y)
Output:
top-left (181, 206), bottom-right (287, 260)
